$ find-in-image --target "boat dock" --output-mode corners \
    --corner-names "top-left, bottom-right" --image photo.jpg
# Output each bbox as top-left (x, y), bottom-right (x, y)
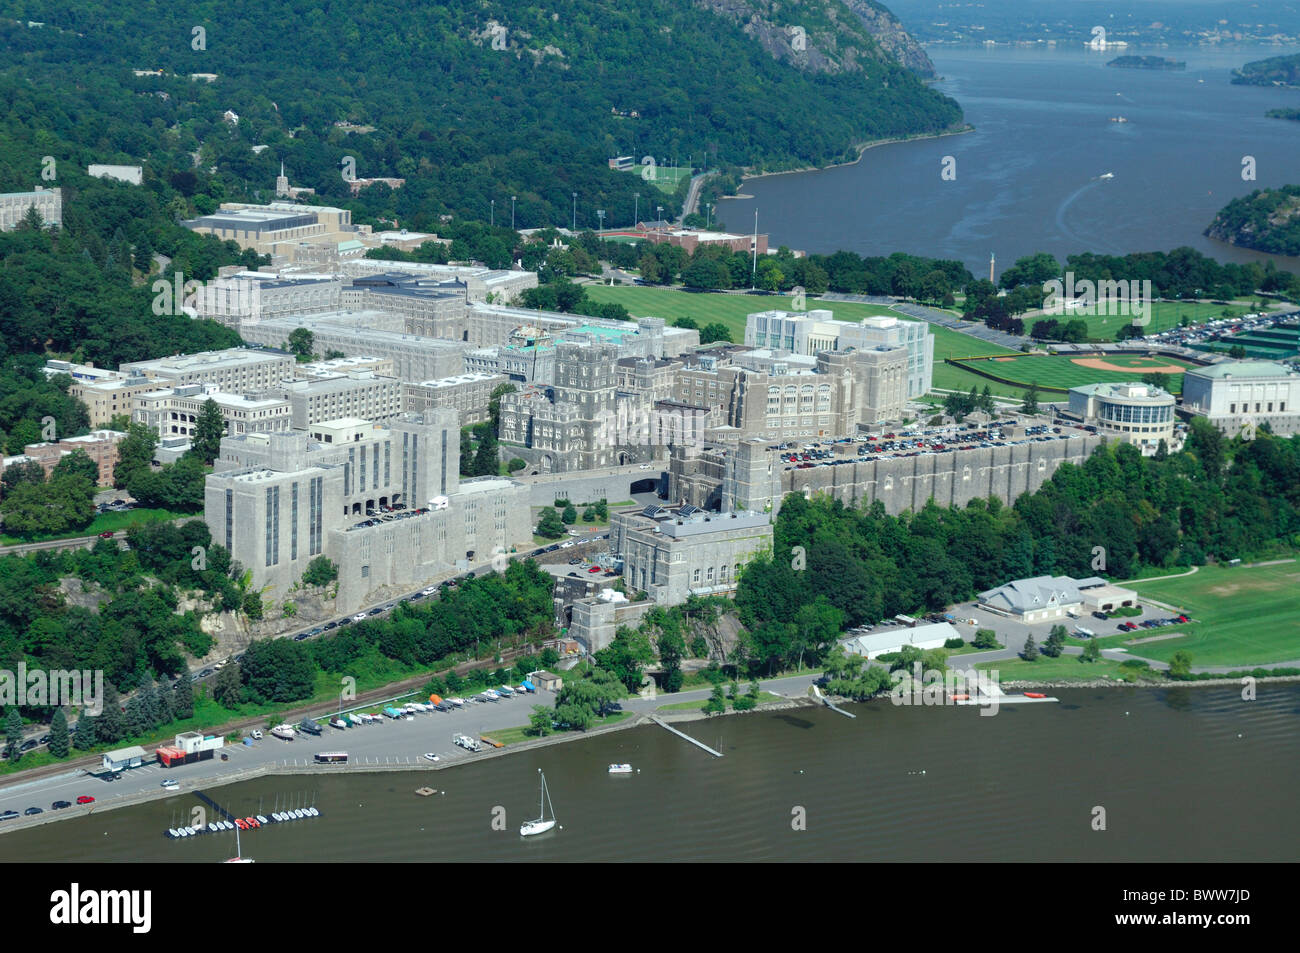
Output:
top-left (650, 717), bottom-right (723, 757)
top-left (812, 685), bottom-right (856, 718)
top-left (954, 694), bottom-right (1059, 705)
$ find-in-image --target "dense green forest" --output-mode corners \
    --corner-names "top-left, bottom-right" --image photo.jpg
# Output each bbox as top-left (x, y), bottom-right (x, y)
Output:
top-left (1106, 55), bottom-right (1184, 70)
top-left (0, 1), bottom-right (961, 234)
top-left (1231, 52), bottom-right (1300, 87)
top-left (1205, 187), bottom-right (1300, 257)
top-left (731, 424), bottom-right (1300, 674)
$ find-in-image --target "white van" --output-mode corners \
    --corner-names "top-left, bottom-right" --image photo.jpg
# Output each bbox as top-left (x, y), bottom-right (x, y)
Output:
top-left (1073, 626), bottom-right (1094, 638)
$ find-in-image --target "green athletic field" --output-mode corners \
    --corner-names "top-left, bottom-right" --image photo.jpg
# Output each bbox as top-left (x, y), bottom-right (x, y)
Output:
top-left (1121, 563), bottom-right (1300, 667)
top-left (1028, 300), bottom-right (1254, 340)
top-left (581, 285), bottom-right (899, 343)
top-left (951, 352), bottom-right (1197, 394)
top-left (617, 164), bottom-right (690, 195)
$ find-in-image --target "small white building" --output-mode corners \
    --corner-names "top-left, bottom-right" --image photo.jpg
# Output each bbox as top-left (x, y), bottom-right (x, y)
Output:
top-left (102, 745), bottom-right (148, 772)
top-left (88, 164), bottom-right (143, 186)
top-left (842, 621), bottom-right (961, 659)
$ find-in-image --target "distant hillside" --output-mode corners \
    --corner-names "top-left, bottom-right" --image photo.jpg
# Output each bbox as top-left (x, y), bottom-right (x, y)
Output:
top-left (1206, 186), bottom-right (1300, 256)
top-left (1232, 52), bottom-right (1300, 87)
top-left (0, 0), bottom-right (961, 233)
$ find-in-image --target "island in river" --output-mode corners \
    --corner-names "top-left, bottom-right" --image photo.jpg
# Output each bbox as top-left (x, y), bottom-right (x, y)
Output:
top-left (1107, 55), bottom-right (1185, 70)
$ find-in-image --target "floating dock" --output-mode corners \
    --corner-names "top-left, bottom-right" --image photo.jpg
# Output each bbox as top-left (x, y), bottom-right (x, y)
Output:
top-left (650, 716), bottom-right (723, 757)
top-left (812, 685), bottom-right (856, 718)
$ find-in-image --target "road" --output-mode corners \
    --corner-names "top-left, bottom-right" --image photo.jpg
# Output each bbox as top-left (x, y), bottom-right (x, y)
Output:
top-left (0, 672), bottom-right (821, 824)
top-left (681, 171), bottom-right (709, 220)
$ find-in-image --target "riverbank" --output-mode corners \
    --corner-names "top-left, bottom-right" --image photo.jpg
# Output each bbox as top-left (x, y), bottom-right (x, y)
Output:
top-left (724, 124), bottom-right (974, 195)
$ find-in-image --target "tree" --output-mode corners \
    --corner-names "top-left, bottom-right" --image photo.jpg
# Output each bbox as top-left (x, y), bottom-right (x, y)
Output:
top-left (561, 503), bottom-right (577, 524)
top-left (488, 383), bottom-right (517, 430)
top-left (1021, 381), bottom-right (1040, 416)
top-left (535, 508), bottom-right (566, 539)
top-left (526, 705), bottom-right (554, 736)
top-left (973, 629), bottom-right (999, 649)
top-left (581, 506), bottom-right (596, 523)
top-left (594, 626), bottom-right (655, 691)
top-left (287, 327), bottom-right (314, 361)
top-left (51, 449), bottom-right (99, 485)
top-left (702, 683), bottom-right (726, 714)
top-left (114, 423), bottom-right (158, 488)
top-left (41, 708), bottom-right (69, 759)
top-left (1042, 624), bottom-right (1067, 658)
top-left (190, 398), bottom-right (226, 464)
top-left (213, 663), bottom-right (243, 708)
top-left (1168, 650), bottom-right (1193, 678)
top-left (699, 322), bottom-right (732, 344)
top-left (1081, 638), bottom-right (1102, 663)
top-left (1020, 635), bottom-right (1039, 661)
top-left (74, 715), bottom-right (98, 751)
top-left (302, 555), bottom-right (338, 588)
top-left (508, 458), bottom-right (527, 473)
top-left (97, 683), bottom-right (126, 744)
top-left (4, 708), bottom-right (22, 762)
top-left (241, 590), bottom-right (264, 620)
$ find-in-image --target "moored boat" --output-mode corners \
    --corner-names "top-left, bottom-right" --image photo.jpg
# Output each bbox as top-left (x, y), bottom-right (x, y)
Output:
top-left (1025, 692), bottom-right (1047, 699)
top-left (608, 763), bottom-right (633, 774)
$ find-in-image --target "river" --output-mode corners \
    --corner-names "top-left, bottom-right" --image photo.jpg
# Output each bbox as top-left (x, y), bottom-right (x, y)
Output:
top-left (718, 45), bottom-right (1300, 275)
top-left (4, 683), bottom-right (1296, 862)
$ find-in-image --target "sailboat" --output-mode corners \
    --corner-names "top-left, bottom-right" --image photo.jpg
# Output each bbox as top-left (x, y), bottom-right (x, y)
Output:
top-left (223, 823), bottom-right (254, 863)
top-left (519, 769), bottom-right (556, 837)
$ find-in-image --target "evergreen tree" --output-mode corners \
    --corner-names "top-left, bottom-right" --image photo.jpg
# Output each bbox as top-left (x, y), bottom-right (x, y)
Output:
top-left (1021, 381), bottom-right (1040, 416)
top-left (535, 508), bottom-right (566, 539)
top-left (172, 677), bottom-right (195, 720)
top-left (74, 715), bottom-right (98, 751)
top-left (459, 429), bottom-right (474, 476)
top-left (702, 683), bottom-right (726, 714)
top-left (97, 683), bottom-right (126, 744)
top-left (1042, 625), bottom-right (1066, 658)
top-left (49, 708), bottom-right (70, 759)
top-left (124, 696), bottom-right (147, 737)
top-left (214, 664), bottom-right (243, 708)
top-left (1020, 635), bottom-right (1039, 662)
top-left (4, 707), bottom-right (23, 762)
top-left (561, 503), bottom-right (577, 524)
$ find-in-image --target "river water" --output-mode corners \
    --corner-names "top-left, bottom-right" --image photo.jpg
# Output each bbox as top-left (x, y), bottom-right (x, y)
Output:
top-left (4, 683), bottom-right (1296, 862)
top-left (718, 45), bottom-right (1300, 274)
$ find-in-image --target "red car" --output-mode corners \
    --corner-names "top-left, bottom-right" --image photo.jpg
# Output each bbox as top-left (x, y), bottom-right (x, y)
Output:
top-left (98, 531), bottom-right (114, 539)
top-left (1175, 615), bottom-right (1189, 623)
top-left (76, 795), bottom-right (95, 805)
top-left (587, 566), bottom-right (602, 573)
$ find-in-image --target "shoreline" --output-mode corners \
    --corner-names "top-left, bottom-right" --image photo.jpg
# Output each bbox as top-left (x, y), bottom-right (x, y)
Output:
top-left (4, 676), bottom-right (1298, 837)
top-left (723, 124), bottom-right (974, 195)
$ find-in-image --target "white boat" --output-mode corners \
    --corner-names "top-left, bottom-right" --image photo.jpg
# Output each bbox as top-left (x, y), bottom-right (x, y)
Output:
top-left (1099, 172), bottom-right (1115, 179)
top-left (223, 825), bottom-right (254, 863)
top-left (608, 763), bottom-right (633, 774)
top-left (520, 769), bottom-right (557, 837)
top-left (271, 724), bottom-right (296, 740)
top-left (256, 815), bottom-right (267, 824)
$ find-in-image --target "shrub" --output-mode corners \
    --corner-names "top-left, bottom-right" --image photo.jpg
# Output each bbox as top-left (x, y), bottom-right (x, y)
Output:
top-left (943, 637), bottom-right (965, 649)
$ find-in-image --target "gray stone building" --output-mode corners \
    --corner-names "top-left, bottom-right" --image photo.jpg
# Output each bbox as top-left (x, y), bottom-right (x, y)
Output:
top-left (205, 410), bottom-right (531, 612)
top-left (277, 371), bottom-right (405, 429)
top-left (609, 503), bottom-right (773, 606)
top-left (0, 187), bottom-right (61, 230)
top-left (1180, 359), bottom-right (1300, 437)
top-left (403, 372), bottom-right (511, 426)
top-left (133, 385), bottom-right (292, 440)
top-left (120, 347), bottom-right (296, 391)
top-left (669, 430), bottom-right (1103, 517)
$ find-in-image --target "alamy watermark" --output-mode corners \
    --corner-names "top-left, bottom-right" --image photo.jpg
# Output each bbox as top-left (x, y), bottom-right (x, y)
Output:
top-left (890, 663), bottom-right (1001, 716)
top-left (0, 665), bottom-right (103, 714)
top-left (152, 272), bottom-right (263, 319)
top-left (1041, 273), bottom-right (1153, 325)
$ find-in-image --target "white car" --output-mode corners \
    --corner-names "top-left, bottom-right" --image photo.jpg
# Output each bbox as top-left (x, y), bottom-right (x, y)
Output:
top-left (638, 464), bottom-right (651, 470)
top-left (422, 586), bottom-right (436, 596)
top-left (353, 613), bottom-right (367, 622)
top-left (423, 753), bottom-right (440, 762)
top-left (160, 778), bottom-right (179, 789)
top-left (250, 729), bottom-right (263, 740)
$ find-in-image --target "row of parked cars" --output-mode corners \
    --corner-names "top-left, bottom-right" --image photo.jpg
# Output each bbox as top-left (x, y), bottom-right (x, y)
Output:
top-left (0, 795), bottom-right (95, 821)
top-left (1117, 615), bottom-right (1189, 632)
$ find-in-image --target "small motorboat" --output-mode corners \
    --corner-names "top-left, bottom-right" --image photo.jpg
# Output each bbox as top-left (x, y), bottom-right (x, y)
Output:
top-left (950, 694), bottom-right (970, 701)
top-left (608, 763), bottom-right (633, 774)
top-left (1024, 692), bottom-right (1047, 699)
top-left (256, 815), bottom-right (267, 825)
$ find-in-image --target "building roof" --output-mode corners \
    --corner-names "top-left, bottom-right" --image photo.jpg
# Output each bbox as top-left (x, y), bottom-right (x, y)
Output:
top-left (977, 575), bottom-right (1084, 614)
top-left (843, 622), bottom-right (961, 655)
top-left (1186, 360), bottom-right (1298, 380)
top-left (1070, 381), bottom-right (1174, 401)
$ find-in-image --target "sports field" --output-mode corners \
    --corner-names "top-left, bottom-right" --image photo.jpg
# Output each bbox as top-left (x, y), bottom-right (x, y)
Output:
top-left (617, 164), bottom-right (690, 195)
top-left (1026, 299), bottom-right (1254, 340)
top-left (951, 352), bottom-right (1197, 394)
top-left (582, 285), bottom-right (900, 343)
top-left (1120, 562), bottom-right (1300, 668)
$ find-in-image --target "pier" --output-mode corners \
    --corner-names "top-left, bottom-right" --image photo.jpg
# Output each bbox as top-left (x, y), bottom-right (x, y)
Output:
top-left (650, 717), bottom-right (724, 757)
top-left (812, 685), bottom-right (856, 718)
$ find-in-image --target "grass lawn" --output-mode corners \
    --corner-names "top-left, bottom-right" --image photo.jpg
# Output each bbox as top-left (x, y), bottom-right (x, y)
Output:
top-left (488, 709), bottom-right (637, 744)
top-left (975, 656), bottom-right (1132, 682)
top-left (951, 352), bottom-right (1196, 394)
top-left (656, 691), bottom-right (782, 711)
top-left (616, 164), bottom-right (690, 195)
top-left (1038, 299), bottom-right (1253, 340)
top-left (581, 285), bottom-right (900, 347)
top-left (1123, 562), bottom-right (1300, 667)
top-left (0, 507), bottom-right (195, 546)
top-left (947, 640), bottom-right (1005, 656)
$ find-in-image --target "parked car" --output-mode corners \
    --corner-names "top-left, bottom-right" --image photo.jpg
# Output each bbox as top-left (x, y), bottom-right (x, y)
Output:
top-left (1175, 615), bottom-right (1189, 623)
top-left (98, 531), bottom-right (115, 539)
top-left (51, 800), bottom-right (71, 810)
top-left (24, 806), bottom-right (42, 815)
top-left (423, 753), bottom-right (440, 762)
top-left (1092, 611), bottom-right (1108, 620)
top-left (0, 811), bottom-right (18, 821)
top-left (588, 566), bottom-right (602, 573)
top-left (251, 730), bottom-right (263, 740)
top-left (353, 613), bottom-right (367, 622)
top-left (76, 796), bottom-right (95, 805)
top-left (160, 779), bottom-right (179, 790)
